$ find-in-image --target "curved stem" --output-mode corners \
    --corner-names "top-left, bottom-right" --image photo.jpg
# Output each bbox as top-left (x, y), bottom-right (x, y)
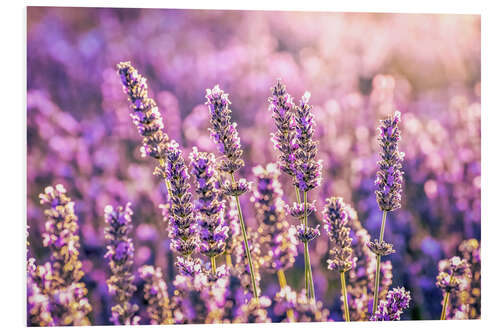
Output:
top-left (231, 173), bottom-right (259, 302)
top-left (372, 210), bottom-right (388, 315)
top-left (340, 271), bottom-right (350, 322)
top-left (440, 291), bottom-right (450, 320)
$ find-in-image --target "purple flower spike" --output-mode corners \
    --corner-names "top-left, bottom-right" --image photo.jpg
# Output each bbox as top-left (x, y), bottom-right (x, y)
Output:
top-left (159, 141), bottom-right (198, 258)
top-left (371, 287), bottom-right (411, 321)
top-left (375, 111), bottom-right (405, 211)
top-left (104, 203), bottom-right (140, 325)
top-left (116, 62), bottom-right (169, 160)
top-left (189, 147), bottom-right (228, 259)
top-left (268, 79), bottom-right (298, 177)
top-left (323, 197), bottom-right (354, 272)
top-left (293, 91), bottom-right (322, 192)
top-left (205, 85), bottom-right (244, 174)
top-left (251, 163), bottom-right (298, 273)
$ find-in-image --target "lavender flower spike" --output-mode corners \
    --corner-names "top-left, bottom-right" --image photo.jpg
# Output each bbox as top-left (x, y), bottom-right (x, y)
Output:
top-left (293, 91), bottom-right (322, 302)
top-left (322, 197), bottom-right (354, 321)
top-left (104, 203), bottom-right (140, 325)
top-left (205, 84), bottom-right (244, 174)
top-left (189, 147), bottom-right (228, 273)
top-left (116, 61), bottom-right (169, 160)
top-left (268, 79), bottom-right (298, 177)
top-left (159, 140), bottom-right (199, 260)
top-left (375, 110), bottom-right (404, 212)
top-left (38, 184), bottom-right (92, 326)
top-left (371, 110), bottom-right (405, 315)
top-left (293, 91), bottom-right (322, 192)
top-left (371, 287), bottom-right (411, 321)
top-left (206, 84), bottom-right (259, 301)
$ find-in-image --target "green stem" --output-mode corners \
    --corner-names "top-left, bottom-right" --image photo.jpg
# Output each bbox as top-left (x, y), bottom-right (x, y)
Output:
top-left (372, 210), bottom-right (388, 315)
top-left (340, 271), bottom-right (350, 322)
top-left (440, 291), bottom-right (450, 320)
top-left (210, 256), bottom-right (216, 275)
top-left (303, 191), bottom-right (315, 302)
top-left (231, 173), bottom-right (259, 302)
top-left (225, 253), bottom-right (233, 268)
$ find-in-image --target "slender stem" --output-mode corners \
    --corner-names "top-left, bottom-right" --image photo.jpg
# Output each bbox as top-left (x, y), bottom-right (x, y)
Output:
top-left (225, 253), bottom-right (233, 268)
top-left (303, 191), bottom-right (316, 302)
top-left (277, 269), bottom-right (295, 322)
top-left (231, 173), bottom-right (259, 302)
top-left (340, 271), bottom-right (350, 322)
top-left (372, 210), bottom-right (388, 315)
top-left (211, 257), bottom-right (217, 273)
top-left (440, 292), bottom-right (450, 320)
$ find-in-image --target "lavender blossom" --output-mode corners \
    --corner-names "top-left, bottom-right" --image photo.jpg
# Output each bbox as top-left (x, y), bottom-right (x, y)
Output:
top-left (205, 85), bottom-right (244, 174)
top-left (436, 256), bottom-right (471, 320)
top-left (251, 163), bottom-right (298, 273)
top-left (104, 203), bottom-right (140, 325)
top-left (287, 201), bottom-right (317, 219)
top-left (436, 256), bottom-right (471, 293)
top-left (38, 184), bottom-right (91, 325)
top-left (322, 197), bottom-right (354, 273)
top-left (138, 266), bottom-right (173, 325)
top-left (268, 79), bottom-right (298, 177)
top-left (116, 61), bottom-right (169, 160)
top-left (157, 141), bottom-right (198, 258)
top-left (370, 287), bottom-right (411, 321)
top-left (374, 110), bottom-right (405, 212)
top-left (457, 239), bottom-right (481, 319)
top-left (294, 224), bottom-right (320, 243)
top-left (293, 92), bottom-right (322, 192)
top-left (189, 147), bottom-right (228, 261)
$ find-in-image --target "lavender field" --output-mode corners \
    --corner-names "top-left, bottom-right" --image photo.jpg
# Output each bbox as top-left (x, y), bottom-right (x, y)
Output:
top-left (26, 7), bottom-right (481, 325)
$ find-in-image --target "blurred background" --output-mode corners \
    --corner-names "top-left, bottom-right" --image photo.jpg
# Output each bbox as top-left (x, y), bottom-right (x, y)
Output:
top-left (27, 7), bottom-right (480, 323)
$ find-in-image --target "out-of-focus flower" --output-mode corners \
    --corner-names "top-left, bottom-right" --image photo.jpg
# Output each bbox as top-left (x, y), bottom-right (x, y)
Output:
top-left (138, 266), bottom-right (173, 325)
top-left (323, 197), bottom-right (354, 272)
top-left (371, 287), bottom-right (411, 321)
top-left (104, 203), bottom-right (140, 325)
top-left (436, 256), bottom-right (471, 293)
top-left (38, 184), bottom-right (92, 326)
top-left (251, 163), bottom-right (298, 273)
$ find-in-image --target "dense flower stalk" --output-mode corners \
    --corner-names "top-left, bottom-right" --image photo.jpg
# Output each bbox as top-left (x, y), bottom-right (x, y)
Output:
top-left (293, 91), bottom-right (322, 301)
top-left (189, 147), bottom-right (228, 269)
top-left (157, 141), bottom-right (198, 260)
top-left (104, 203), bottom-right (140, 325)
top-left (322, 197), bottom-right (354, 321)
top-left (138, 266), bottom-right (173, 325)
top-left (375, 110), bottom-right (404, 212)
top-left (371, 110), bottom-right (404, 314)
top-left (38, 184), bottom-right (92, 325)
top-left (268, 79), bottom-right (298, 176)
top-left (252, 163), bottom-right (298, 273)
top-left (116, 61), bottom-right (169, 160)
top-left (205, 85), bottom-right (244, 174)
top-left (436, 256), bottom-right (471, 320)
top-left (205, 84), bottom-right (258, 300)
top-left (370, 287), bottom-right (411, 321)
